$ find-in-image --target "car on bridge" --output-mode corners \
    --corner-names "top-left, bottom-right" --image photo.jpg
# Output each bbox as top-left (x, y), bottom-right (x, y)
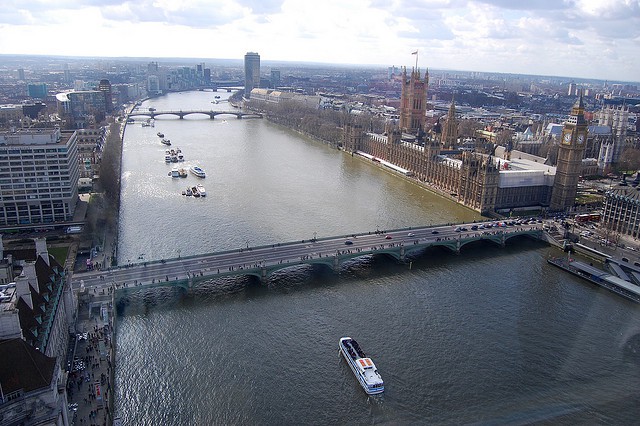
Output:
top-left (345, 240), bottom-right (353, 245)
top-left (385, 235), bottom-right (392, 239)
top-left (431, 230), bottom-right (439, 234)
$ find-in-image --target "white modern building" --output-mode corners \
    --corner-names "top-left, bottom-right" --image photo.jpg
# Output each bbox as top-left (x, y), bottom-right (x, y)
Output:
top-left (0, 128), bottom-right (79, 226)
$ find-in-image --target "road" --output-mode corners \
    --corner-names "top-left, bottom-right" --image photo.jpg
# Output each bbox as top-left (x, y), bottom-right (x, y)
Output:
top-left (71, 220), bottom-right (544, 291)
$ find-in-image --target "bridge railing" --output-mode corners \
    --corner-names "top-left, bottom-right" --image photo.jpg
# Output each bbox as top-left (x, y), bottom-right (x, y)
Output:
top-left (109, 223), bottom-right (535, 271)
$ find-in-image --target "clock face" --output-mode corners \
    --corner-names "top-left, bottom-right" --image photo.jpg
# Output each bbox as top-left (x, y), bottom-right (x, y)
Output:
top-left (577, 134), bottom-right (585, 144)
top-left (563, 132), bottom-right (572, 143)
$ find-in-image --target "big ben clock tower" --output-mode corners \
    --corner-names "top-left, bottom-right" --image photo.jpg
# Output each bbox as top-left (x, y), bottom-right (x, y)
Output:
top-left (550, 94), bottom-right (588, 211)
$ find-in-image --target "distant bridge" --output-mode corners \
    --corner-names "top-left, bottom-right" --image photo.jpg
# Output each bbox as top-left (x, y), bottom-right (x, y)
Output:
top-left (128, 110), bottom-right (262, 120)
top-left (71, 222), bottom-right (544, 294)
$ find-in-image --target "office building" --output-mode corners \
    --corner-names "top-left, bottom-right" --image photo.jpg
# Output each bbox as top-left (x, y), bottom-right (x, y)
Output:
top-left (270, 69), bottom-right (281, 89)
top-left (98, 79), bottom-right (113, 113)
top-left (0, 128), bottom-right (79, 225)
top-left (27, 83), bottom-right (48, 99)
top-left (244, 52), bottom-right (260, 98)
top-left (76, 128), bottom-right (105, 179)
top-left (0, 104), bottom-right (24, 127)
top-left (147, 75), bottom-right (160, 96)
top-left (56, 90), bottom-right (107, 128)
top-left (602, 183), bottom-right (640, 238)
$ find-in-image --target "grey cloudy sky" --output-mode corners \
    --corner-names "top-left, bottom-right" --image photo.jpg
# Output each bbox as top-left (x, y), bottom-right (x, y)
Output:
top-left (1, 0), bottom-right (639, 82)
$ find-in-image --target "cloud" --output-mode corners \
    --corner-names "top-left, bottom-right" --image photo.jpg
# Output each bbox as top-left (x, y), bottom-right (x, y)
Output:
top-left (0, 0), bottom-right (638, 81)
top-left (474, 0), bottom-right (572, 10)
top-left (235, 0), bottom-right (283, 15)
top-left (573, 0), bottom-right (640, 20)
top-left (100, 0), bottom-right (248, 28)
top-left (0, 8), bottom-right (35, 25)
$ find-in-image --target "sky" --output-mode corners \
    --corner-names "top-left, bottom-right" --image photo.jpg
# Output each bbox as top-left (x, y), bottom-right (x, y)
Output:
top-left (1, 0), bottom-right (639, 82)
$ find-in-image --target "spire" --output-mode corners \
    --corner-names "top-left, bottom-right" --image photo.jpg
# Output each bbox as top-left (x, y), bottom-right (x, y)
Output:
top-left (448, 96), bottom-right (456, 118)
top-left (573, 91), bottom-right (584, 110)
top-left (570, 92), bottom-right (587, 125)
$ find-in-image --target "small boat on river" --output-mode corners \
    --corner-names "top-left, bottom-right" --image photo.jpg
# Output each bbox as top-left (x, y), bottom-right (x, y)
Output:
top-left (190, 166), bottom-right (206, 178)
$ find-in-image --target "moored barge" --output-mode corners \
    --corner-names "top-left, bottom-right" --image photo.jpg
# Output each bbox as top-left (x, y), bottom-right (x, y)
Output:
top-left (547, 257), bottom-right (640, 303)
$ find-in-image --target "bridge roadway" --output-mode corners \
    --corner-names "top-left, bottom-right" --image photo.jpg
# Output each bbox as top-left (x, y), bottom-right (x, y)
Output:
top-left (71, 222), bottom-right (544, 293)
top-left (127, 110), bottom-right (262, 120)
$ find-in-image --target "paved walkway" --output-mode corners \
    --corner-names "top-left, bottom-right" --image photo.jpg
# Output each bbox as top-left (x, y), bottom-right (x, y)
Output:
top-left (67, 289), bottom-right (116, 425)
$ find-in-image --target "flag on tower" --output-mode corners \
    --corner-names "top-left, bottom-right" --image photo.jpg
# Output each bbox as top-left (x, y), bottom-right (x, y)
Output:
top-left (411, 50), bottom-right (418, 55)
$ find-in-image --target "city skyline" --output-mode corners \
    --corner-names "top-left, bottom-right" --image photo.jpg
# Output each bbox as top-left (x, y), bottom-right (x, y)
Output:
top-left (0, 1), bottom-right (639, 83)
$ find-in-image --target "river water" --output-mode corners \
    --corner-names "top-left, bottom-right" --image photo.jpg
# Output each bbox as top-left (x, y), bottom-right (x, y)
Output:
top-left (114, 91), bottom-right (640, 425)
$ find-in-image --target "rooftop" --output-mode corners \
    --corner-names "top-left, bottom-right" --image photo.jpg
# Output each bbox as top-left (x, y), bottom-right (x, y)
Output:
top-left (0, 338), bottom-right (56, 395)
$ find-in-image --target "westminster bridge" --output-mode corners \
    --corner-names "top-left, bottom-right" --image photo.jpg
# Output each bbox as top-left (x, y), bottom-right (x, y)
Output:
top-left (127, 110), bottom-right (263, 120)
top-left (70, 222), bottom-right (545, 294)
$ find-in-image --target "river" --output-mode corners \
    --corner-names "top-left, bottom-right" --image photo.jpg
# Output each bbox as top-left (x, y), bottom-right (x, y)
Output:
top-left (114, 91), bottom-right (640, 425)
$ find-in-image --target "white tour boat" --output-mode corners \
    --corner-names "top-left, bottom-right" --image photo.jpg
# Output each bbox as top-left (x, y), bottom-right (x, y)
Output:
top-left (196, 184), bottom-right (206, 197)
top-left (170, 167), bottom-right (180, 178)
top-left (339, 337), bottom-right (384, 395)
top-left (189, 165), bottom-right (206, 178)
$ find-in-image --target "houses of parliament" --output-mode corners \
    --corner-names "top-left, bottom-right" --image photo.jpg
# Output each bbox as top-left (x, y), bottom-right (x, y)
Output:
top-left (343, 67), bottom-right (587, 215)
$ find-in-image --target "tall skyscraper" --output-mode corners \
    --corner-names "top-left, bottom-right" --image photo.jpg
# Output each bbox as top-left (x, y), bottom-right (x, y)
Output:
top-left (399, 67), bottom-right (428, 135)
top-left (550, 95), bottom-right (588, 211)
top-left (98, 79), bottom-right (113, 112)
top-left (270, 69), bottom-right (281, 89)
top-left (244, 52), bottom-right (260, 98)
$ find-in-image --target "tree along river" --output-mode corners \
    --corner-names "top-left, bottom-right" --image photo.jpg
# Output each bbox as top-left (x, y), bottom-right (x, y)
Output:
top-left (114, 91), bottom-right (640, 425)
